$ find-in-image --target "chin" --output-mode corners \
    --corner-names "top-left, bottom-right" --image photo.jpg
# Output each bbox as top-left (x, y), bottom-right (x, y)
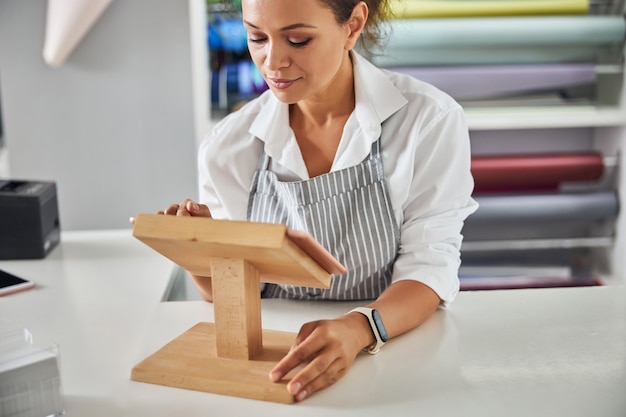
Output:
top-left (270, 89), bottom-right (301, 105)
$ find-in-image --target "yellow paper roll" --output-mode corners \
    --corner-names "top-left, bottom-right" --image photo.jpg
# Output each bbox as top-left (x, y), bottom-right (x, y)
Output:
top-left (388, 0), bottom-right (589, 18)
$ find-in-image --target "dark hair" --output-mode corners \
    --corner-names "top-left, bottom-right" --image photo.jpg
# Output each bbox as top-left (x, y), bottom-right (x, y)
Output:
top-left (317, 0), bottom-right (391, 50)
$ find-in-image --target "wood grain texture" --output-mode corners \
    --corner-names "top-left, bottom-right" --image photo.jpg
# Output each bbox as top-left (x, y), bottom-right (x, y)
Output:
top-left (131, 323), bottom-right (296, 403)
top-left (132, 213), bottom-right (336, 288)
top-left (211, 258), bottom-right (262, 359)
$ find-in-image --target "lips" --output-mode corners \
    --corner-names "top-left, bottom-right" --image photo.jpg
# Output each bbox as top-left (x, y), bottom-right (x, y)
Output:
top-left (267, 77), bottom-right (298, 90)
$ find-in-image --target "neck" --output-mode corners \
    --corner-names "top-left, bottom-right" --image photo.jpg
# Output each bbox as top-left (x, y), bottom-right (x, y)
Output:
top-left (290, 52), bottom-right (355, 128)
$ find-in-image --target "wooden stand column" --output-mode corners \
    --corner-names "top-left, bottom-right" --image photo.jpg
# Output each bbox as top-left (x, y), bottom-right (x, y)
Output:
top-left (129, 214), bottom-right (345, 404)
top-left (211, 258), bottom-right (261, 360)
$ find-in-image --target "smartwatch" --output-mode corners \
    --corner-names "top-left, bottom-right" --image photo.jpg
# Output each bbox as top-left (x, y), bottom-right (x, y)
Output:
top-left (350, 307), bottom-right (388, 354)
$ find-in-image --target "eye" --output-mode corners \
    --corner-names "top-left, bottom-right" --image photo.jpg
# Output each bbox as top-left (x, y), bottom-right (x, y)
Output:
top-left (248, 37), bottom-right (266, 44)
top-left (288, 38), bottom-right (311, 47)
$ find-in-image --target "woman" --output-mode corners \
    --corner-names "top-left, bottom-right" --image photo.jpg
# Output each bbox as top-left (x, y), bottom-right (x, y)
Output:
top-left (163, 0), bottom-right (477, 401)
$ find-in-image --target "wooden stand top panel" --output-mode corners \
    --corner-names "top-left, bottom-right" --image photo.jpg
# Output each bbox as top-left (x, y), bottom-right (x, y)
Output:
top-left (132, 214), bottom-right (345, 288)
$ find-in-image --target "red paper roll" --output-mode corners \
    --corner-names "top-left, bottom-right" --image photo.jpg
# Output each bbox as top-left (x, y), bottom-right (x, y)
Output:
top-left (471, 152), bottom-right (604, 193)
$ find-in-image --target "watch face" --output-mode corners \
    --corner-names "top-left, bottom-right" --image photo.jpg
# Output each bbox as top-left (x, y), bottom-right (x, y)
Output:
top-left (372, 309), bottom-right (388, 342)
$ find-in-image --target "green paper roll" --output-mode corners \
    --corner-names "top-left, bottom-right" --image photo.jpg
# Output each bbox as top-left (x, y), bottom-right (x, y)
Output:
top-left (381, 16), bottom-right (625, 49)
top-left (370, 45), bottom-right (608, 66)
top-left (368, 16), bottom-right (625, 66)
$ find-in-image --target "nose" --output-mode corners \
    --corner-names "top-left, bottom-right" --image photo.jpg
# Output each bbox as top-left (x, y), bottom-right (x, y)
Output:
top-left (265, 41), bottom-right (289, 71)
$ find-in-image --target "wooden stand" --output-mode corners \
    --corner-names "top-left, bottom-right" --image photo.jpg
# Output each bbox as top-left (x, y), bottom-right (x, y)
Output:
top-left (130, 214), bottom-right (344, 403)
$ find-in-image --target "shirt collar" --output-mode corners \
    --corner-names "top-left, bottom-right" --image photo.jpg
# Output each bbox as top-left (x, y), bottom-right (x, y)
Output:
top-left (249, 94), bottom-right (302, 173)
top-left (249, 50), bottom-right (407, 175)
top-left (351, 50), bottom-right (407, 142)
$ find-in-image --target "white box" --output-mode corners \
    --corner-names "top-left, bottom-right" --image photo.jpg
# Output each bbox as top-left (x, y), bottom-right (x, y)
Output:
top-left (0, 329), bottom-right (64, 417)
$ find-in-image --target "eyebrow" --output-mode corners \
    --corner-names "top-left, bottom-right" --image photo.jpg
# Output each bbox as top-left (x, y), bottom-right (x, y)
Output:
top-left (243, 20), bottom-right (317, 31)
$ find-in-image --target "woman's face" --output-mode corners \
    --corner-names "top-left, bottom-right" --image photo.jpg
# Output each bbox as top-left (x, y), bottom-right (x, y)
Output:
top-left (241, 0), bottom-right (359, 104)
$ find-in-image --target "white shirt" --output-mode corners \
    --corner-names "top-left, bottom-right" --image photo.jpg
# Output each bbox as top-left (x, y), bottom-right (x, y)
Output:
top-left (198, 51), bottom-right (478, 305)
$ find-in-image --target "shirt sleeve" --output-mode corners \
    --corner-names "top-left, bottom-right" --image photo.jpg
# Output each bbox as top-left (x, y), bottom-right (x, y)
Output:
top-left (197, 132), bottom-right (220, 214)
top-left (391, 105), bottom-right (479, 306)
top-left (197, 112), bottom-right (264, 221)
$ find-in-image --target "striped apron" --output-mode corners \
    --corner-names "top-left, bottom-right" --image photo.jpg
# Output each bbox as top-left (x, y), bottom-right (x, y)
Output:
top-left (247, 138), bottom-right (400, 300)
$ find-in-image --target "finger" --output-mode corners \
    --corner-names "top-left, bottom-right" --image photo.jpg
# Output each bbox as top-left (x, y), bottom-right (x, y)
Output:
top-left (163, 204), bottom-right (179, 215)
top-left (177, 198), bottom-right (203, 217)
top-left (269, 322), bottom-right (323, 382)
top-left (291, 321), bottom-right (318, 349)
top-left (293, 357), bottom-right (347, 402)
top-left (185, 200), bottom-right (212, 218)
top-left (176, 205), bottom-right (192, 217)
top-left (286, 348), bottom-right (337, 398)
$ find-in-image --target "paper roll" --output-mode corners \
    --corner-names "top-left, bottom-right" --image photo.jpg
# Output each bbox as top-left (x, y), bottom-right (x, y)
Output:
top-left (471, 152), bottom-right (605, 193)
top-left (43, 0), bottom-right (114, 68)
top-left (462, 191), bottom-right (618, 242)
top-left (467, 191), bottom-right (618, 223)
top-left (371, 46), bottom-right (613, 66)
top-left (389, 0), bottom-right (589, 18)
top-left (368, 16), bottom-right (625, 66)
top-left (381, 16), bottom-right (625, 49)
top-left (389, 63), bottom-right (597, 100)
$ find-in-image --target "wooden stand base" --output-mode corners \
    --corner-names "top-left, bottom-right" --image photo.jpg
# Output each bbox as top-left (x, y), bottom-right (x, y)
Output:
top-left (131, 322), bottom-right (296, 403)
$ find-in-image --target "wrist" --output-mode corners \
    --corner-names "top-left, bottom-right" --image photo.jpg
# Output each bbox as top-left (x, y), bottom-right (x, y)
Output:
top-left (344, 311), bottom-right (376, 351)
top-left (348, 307), bottom-right (388, 354)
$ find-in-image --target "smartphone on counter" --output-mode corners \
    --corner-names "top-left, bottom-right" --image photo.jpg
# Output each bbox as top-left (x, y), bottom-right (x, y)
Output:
top-left (0, 268), bottom-right (35, 296)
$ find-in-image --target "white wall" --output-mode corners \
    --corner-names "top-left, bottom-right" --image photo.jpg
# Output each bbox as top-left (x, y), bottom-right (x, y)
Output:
top-left (0, 0), bottom-right (199, 230)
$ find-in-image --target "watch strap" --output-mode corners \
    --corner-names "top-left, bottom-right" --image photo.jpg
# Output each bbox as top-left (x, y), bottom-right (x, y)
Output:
top-left (350, 307), bottom-right (385, 354)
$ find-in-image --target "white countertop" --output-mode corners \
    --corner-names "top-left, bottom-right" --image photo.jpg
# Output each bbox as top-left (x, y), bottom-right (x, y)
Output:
top-left (1, 229), bottom-right (625, 417)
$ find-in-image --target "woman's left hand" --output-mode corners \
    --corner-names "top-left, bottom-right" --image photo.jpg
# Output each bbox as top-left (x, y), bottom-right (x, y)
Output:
top-left (269, 312), bottom-right (373, 402)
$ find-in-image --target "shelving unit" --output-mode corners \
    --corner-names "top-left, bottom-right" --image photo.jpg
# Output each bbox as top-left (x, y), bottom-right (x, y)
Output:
top-left (464, 122), bottom-right (625, 287)
top-left (457, 0), bottom-right (626, 288)
top-left (189, 0), bottom-right (626, 290)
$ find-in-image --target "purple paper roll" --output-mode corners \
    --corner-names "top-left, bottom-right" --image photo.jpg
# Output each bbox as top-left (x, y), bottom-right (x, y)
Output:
top-left (388, 63), bottom-right (596, 100)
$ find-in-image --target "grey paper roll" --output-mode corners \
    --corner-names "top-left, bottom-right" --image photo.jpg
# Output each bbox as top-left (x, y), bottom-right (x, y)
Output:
top-left (467, 191), bottom-right (619, 223)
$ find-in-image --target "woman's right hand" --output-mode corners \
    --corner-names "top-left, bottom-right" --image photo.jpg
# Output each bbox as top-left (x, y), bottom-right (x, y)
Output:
top-left (159, 199), bottom-right (214, 302)
top-left (159, 198), bottom-right (212, 218)
top-left (130, 199), bottom-right (211, 225)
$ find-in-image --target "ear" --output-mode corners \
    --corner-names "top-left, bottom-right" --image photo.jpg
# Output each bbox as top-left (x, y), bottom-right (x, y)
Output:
top-left (344, 1), bottom-right (368, 51)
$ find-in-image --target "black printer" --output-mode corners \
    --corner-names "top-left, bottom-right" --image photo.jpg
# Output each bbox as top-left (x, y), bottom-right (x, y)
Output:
top-left (0, 180), bottom-right (60, 259)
